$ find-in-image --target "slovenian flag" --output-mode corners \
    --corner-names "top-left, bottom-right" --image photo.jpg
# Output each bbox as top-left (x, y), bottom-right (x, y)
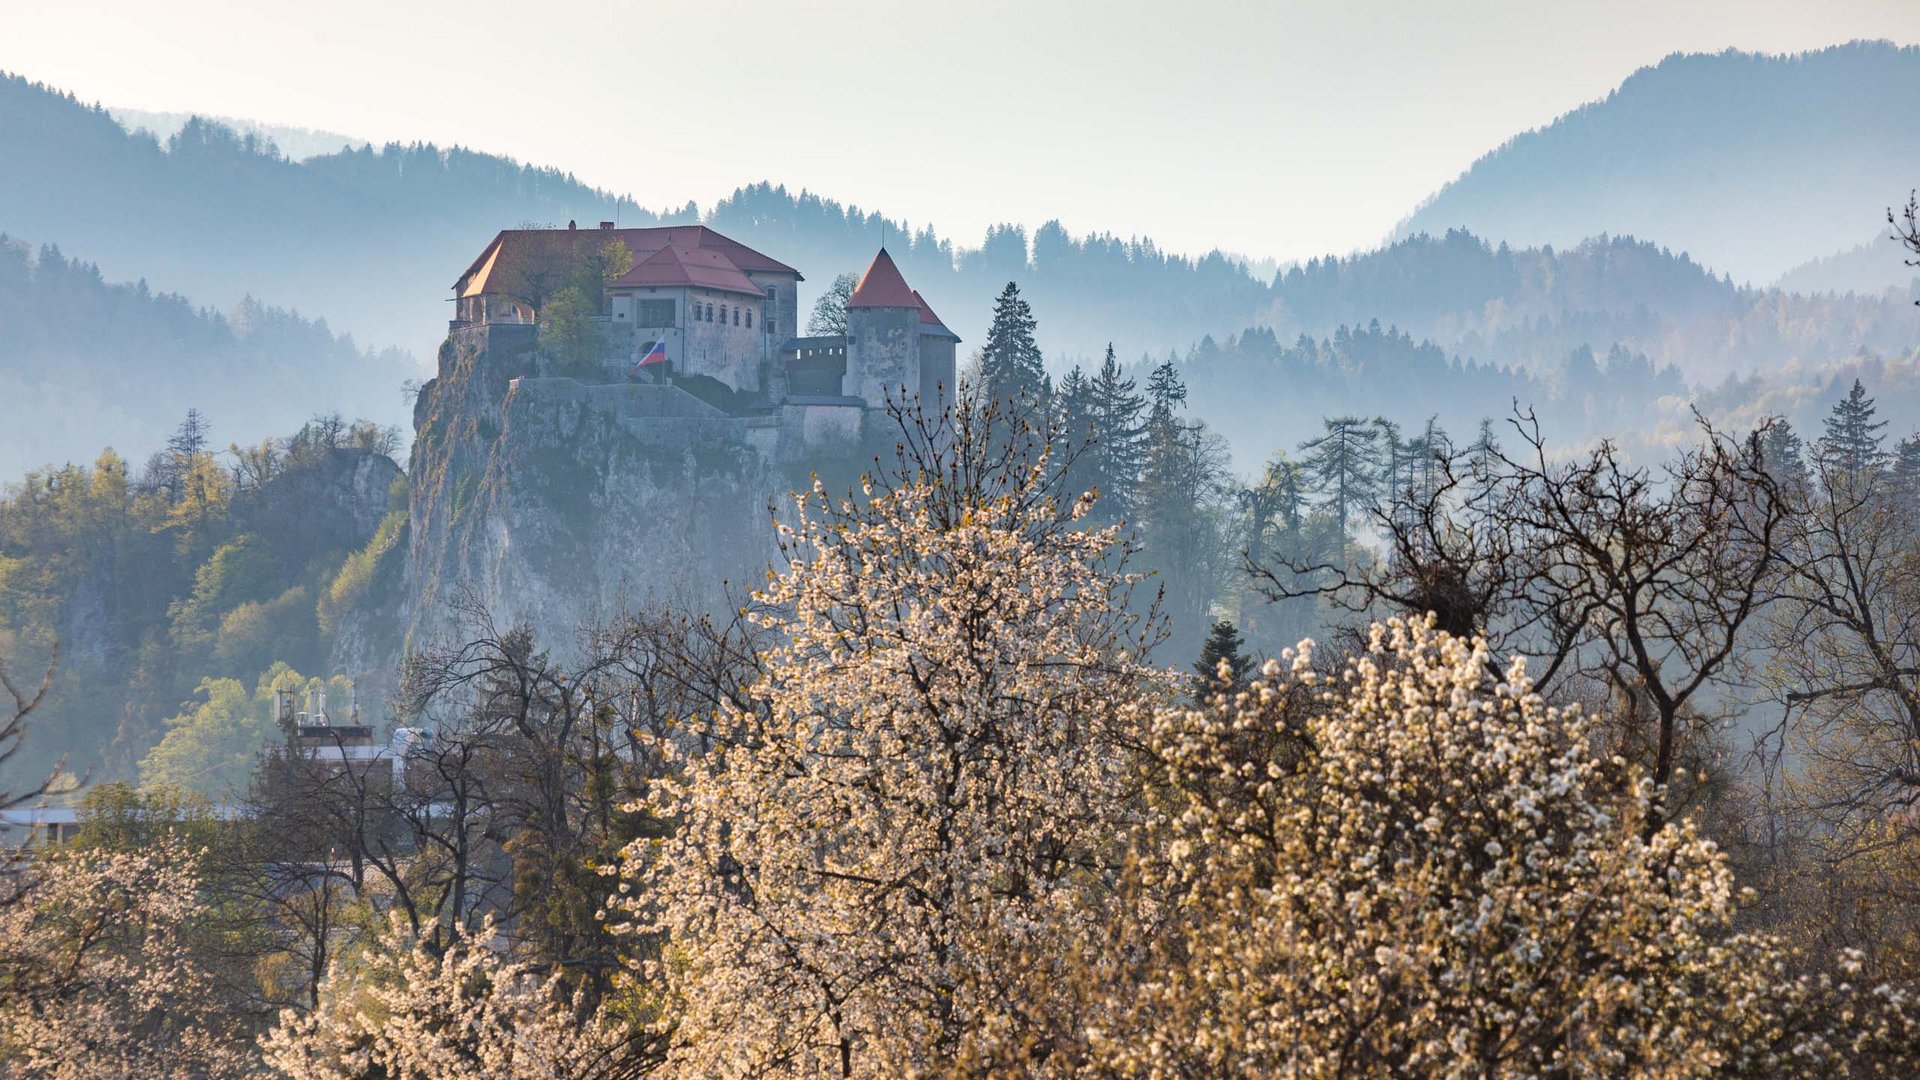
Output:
top-left (631, 338), bottom-right (667, 373)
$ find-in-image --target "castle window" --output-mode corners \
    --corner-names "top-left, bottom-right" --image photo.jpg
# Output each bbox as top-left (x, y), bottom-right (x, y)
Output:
top-left (637, 299), bottom-right (675, 326)
top-left (720, 305), bottom-right (728, 324)
top-left (746, 310), bottom-right (753, 328)
top-left (733, 308), bottom-right (740, 326)
top-left (705, 304), bottom-right (714, 322)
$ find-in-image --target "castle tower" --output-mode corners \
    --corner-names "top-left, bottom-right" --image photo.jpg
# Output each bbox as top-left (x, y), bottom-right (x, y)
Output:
top-left (844, 248), bottom-right (922, 408)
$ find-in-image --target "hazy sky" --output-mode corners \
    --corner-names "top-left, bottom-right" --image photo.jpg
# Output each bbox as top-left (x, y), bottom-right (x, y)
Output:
top-left (7, 0), bottom-right (1919, 264)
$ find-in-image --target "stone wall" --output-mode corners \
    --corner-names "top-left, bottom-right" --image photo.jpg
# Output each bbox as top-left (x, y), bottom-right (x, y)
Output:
top-left (846, 305), bottom-right (920, 413)
top-left (919, 333), bottom-right (958, 408)
top-left (678, 287), bottom-right (765, 391)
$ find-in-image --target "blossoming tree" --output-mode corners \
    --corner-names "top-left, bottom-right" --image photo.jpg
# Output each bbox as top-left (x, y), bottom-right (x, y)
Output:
top-left (614, 397), bottom-right (1166, 1077)
top-left (1056, 618), bottom-right (1920, 1077)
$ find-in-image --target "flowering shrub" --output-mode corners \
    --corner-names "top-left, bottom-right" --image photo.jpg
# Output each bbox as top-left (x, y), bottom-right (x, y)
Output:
top-left (1062, 618), bottom-right (1920, 1078)
top-left (259, 913), bottom-right (633, 1080)
top-left (0, 835), bottom-right (253, 1079)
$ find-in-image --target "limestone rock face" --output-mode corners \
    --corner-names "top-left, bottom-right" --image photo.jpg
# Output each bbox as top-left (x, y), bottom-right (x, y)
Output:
top-left (401, 325), bottom-right (793, 655)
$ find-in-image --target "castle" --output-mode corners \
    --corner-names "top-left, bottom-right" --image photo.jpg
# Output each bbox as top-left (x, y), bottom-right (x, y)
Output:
top-left (449, 222), bottom-right (958, 456)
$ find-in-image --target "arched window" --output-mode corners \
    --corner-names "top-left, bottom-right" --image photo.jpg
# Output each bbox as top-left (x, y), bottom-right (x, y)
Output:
top-left (720, 305), bottom-right (729, 324)
top-left (733, 307), bottom-right (740, 326)
top-left (704, 304), bottom-right (714, 322)
top-left (746, 310), bottom-right (753, 329)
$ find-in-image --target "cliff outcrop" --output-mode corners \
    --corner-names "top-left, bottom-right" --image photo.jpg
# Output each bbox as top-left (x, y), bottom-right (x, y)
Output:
top-left (401, 325), bottom-right (802, 653)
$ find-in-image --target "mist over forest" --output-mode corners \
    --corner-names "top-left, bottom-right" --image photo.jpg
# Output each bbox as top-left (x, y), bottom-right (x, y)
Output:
top-left (4, 41), bottom-right (1920, 481)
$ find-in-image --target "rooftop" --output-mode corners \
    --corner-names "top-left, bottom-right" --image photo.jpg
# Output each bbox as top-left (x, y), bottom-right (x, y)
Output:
top-left (456, 224), bottom-right (799, 300)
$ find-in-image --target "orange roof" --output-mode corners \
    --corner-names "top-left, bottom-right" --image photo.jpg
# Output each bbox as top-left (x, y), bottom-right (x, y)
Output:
top-left (846, 248), bottom-right (920, 308)
top-left (455, 224), bottom-right (797, 301)
top-left (911, 290), bottom-right (945, 327)
top-left (615, 243), bottom-right (763, 295)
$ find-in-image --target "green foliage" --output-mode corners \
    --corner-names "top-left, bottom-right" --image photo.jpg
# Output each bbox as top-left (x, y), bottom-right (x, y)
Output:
top-left (213, 585), bottom-right (317, 675)
top-left (168, 535), bottom-right (279, 650)
top-left (1193, 619), bottom-right (1252, 697)
top-left (319, 510), bottom-right (407, 637)
top-left (139, 664), bottom-right (346, 799)
top-left (74, 779), bottom-right (224, 851)
top-left (537, 285), bottom-right (602, 374)
top-left (0, 413), bottom-right (400, 787)
top-left (979, 281), bottom-right (1048, 410)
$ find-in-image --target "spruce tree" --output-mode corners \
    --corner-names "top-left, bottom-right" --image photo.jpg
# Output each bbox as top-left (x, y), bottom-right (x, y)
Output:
top-left (1054, 364), bottom-right (1096, 500)
top-left (1373, 416), bottom-right (1409, 508)
top-left (1145, 354), bottom-right (1188, 432)
top-left (1193, 619), bottom-right (1252, 699)
top-left (979, 282), bottom-right (1047, 412)
top-left (1818, 380), bottom-right (1888, 477)
top-left (1088, 344), bottom-right (1148, 520)
top-left (1299, 416), bottom-right (1381, 544)
top-left (1408, 417), bottom-right (1451, 506)
top-left (1758, 420), bottom-right (1808, 488)
top-left (1465, 418), bottom-right (1503, 503)
top-left (1892, 435), bottom-right (1920, 511)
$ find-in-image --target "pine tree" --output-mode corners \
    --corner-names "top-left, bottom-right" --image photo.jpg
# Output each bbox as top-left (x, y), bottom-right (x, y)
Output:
top-left (154, 408), bottom-right (211, 503)
top-left (1299, 416), bottom-right (1381, 545)
top-left (1137, 366), bottom-right (1230, 647)
top-left (1758, 420), bottom-right (1808, 488)
top-left (979, 282), bottom-right (1047, 412)
top-left (1087, 344), bottom-right (1148, 520)
top-left (1892, 435), bottom-right (1920, 511)
top-left (1054, 364), bottom-right (1096, 500)
top-left (1408, 417), bottom-right (1451, 506)
top-left (1818, 380), bottom-right (1889, 477)
top-left (1145, 354), bottom-right (1188, 432)
top-left (1465, 418), bottom-right (1503, 503)
top-left (1193, 619), bottom-right (1252, 699)
top-left (1242, 452), bottom-right (1305, 569)
top-left (1373, 417), bottom-right (1410, 508)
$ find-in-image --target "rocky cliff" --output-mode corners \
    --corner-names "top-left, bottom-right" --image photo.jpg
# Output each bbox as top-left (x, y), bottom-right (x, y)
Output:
top-left (401, 325), bottom-right (807, 654)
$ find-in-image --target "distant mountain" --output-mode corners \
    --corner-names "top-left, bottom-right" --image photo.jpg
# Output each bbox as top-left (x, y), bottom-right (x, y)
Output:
top-left (1260, 229), bottom-right (1917, 377)
top-left (1162, 230), bottom-right (1919, 470)
top-left (0, 236), bottom-right (409, 477)
top-left (1395, 42), bottom-right (1920, 285)
top-left (0, 73), bottom-right (667, 365)
top-left (1774, 229), bottom-right (1920, 297)
top-left (0, 73), bottom-right (1270, 366)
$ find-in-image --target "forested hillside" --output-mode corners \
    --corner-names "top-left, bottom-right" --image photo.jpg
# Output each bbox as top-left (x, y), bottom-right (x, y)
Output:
top-left (1397, 41), bottom-right (1920, 283)
top-left (0, 237), bottom-right (411, 477)
top-left (0, 414), bottom-right (406, 793)
top-left (0, 74), bottom-right (1270, 366)
top-left (1131, 230), bottom-right (1920, 468)
top-left (10, 56), bottom-right (1915, 399)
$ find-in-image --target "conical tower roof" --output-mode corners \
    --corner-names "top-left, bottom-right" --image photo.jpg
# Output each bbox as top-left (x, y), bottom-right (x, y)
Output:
top-left (846, 247), bottom-right (920, 308)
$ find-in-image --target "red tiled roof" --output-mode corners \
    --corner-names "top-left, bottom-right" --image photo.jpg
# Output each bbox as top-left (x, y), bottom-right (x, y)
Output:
top-left (455, 224), bottom-right (797, 300)
top-left (911, 290), bottom-right (944, 327)
top-left (846, 248), bottom-right (920, 308)
top-left (614, 243), bottom-right (764, 295)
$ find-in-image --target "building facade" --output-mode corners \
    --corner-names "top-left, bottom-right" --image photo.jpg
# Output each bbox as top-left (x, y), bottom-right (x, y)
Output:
top-left (450, 225), bottom-right (956, 445)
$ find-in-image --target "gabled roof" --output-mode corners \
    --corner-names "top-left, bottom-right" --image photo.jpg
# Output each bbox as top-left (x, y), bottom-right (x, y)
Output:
top-left (614, 243), bottom-right (764, 295)
top-left (846, 248), bottom-right (920, 308)
top-left (455, 224), bottom-right (798, 301)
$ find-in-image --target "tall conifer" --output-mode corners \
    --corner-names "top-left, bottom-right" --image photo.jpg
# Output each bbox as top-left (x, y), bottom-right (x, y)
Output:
top-left (980, 282), bottom-right (1048, 412)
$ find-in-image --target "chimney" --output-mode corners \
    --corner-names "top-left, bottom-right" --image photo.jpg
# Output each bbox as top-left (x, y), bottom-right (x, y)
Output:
top-left (599, 221), bottom-right (615, 230)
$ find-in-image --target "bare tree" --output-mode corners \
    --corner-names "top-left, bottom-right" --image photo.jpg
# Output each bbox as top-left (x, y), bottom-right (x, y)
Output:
top-left (1252, 410), bottom-right (1790, 818)
top-left (0, 646), bottom-right (63, 814)
top-left (1891, 190), bottom-right (1919, 304)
